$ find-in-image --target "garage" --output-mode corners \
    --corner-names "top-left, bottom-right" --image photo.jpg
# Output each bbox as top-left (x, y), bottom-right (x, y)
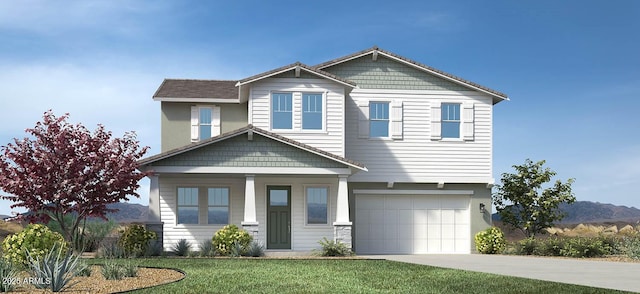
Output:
top-left (355, 193), bottom-right (470, 254)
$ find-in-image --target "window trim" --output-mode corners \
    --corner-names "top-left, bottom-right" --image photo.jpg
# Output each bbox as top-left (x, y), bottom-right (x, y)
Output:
top-left (369, 101), bottom-right (390, 138)
top-left (271, 92), bottom-right (294, 130)
top-left (441, 102), bottom-right (461, 139)
top-left (176, 187), bottom-right (199, 225)
top-left (304, 185), bottom-right (330, 226)
top-left (175, 186), bottom-right (231, 226)
top-left (301, 92), bottom-right (325, 131)
top-left (207, 187), bottom-right (230, 225)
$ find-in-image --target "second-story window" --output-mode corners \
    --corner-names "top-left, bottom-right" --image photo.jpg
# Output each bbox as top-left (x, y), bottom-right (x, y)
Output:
top-left (272, 93), bottom-right (293, 129)
top-left (369, 102), bottom-right (389, 137)
top-left (199, 107), bottom-right (212, 140)
top-left (441, 103), bottom-right (461, 138)
top-left (302, 93), bottom-right (323, 130)
top-left (191, 105), bottom-right (220, 142)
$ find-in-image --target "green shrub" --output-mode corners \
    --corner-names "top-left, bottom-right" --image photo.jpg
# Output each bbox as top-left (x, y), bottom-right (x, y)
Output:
top-left (246, 241), bottom-right (265, 257)
top-left (0, 259), bottom-right (18, 292)
top-left (26, 243), bottom-right (80, 292)
top-left (559, 237), bottom-right (612, 258)
top-left (122, 262), bottom-right (138, 277)
top-left (118, 224), bottom-right (157, 257)
top-left (75, 261), bottom-right (92, 277)
top-left (317, 237), bottom-right (353, 257)
top-left (102, 261), bottom-right (125, 280)
top-left (2, 223), bottom-right (67, 266)
top-left (198, 239), bottom-right (215, 257)
top-left (617, 236), bottom-right (640, 259)
top-left (535, 237), bottom-right (563, 256)
top-left (474, 227), bottom-right (506, 254)
top-left (172, 239), bottom-right (192, 256)
top-left (230, 241), bottom-right (245, 257)
top-left (98, 238), bottom-right (126, 258)
top-left (83, 220), bottom-right (117, 252)
top-left (145, 239), bottom-right (164, 257)
top-left (212, 225), bottom-right (252, 256)
top-left (515, 237), bottom-right (538, 255)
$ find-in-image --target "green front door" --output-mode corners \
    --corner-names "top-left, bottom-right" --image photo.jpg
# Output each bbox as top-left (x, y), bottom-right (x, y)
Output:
top-left (267, 186), bottom-right (291, 249)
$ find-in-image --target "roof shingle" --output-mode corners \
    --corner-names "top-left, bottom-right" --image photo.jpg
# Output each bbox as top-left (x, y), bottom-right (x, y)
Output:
top-left (153, 79), bottom-right (238, 99)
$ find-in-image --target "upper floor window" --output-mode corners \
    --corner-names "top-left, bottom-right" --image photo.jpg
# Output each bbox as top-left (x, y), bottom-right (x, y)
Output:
top-left (306, 187), bottom-right (328, 225)
top-left (369, 102), bottom-right (389, 137)
top-left (302, 93), bottom-right (323, 130)
top-left (191, 105), bottom-right (220, 142)
top-left (272, 93), bottom-right (293, 129)
top-left (208, 188), bottom-right (229, 225)
top-left (177, 187), bottom-right (199, 224)
top-left (441, 103), bottom-right (461, 138)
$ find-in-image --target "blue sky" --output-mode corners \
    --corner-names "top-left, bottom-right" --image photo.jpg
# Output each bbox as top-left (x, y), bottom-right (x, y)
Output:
top-left (0, 1), bottom-right (639, 216)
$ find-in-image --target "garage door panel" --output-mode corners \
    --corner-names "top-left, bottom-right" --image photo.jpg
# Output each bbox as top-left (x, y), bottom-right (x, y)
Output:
top-left (355, 194), bottom-right (470, 254)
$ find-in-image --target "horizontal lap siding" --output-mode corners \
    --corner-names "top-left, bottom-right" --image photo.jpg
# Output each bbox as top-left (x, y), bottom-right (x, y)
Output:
top-left (251, 78), bottom-right (346, 156)
top-left (159, 176), bottom-right (245, 251)
top-left (346, 90), bottom-right (494, 183)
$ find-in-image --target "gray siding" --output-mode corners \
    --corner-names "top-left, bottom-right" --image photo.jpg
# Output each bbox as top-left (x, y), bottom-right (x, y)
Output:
top-left (150, 134), bottom-right (347, 168)
top-left (161, 102), bottom-right (248, 152)
top-left (322, 55), bottom-right (469, 91)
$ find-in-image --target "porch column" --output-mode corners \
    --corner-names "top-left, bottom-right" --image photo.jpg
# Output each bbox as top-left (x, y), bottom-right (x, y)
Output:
top-left (334, 175), bottom-right (352, 248)
top-left (148, 174), bottom-right (160, 222)
top-left (241, 175), bottom-right (259, 238)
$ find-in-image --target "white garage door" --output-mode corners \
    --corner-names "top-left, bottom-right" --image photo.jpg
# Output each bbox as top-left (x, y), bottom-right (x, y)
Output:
top-left (355, 194), bottom-right (470, 254)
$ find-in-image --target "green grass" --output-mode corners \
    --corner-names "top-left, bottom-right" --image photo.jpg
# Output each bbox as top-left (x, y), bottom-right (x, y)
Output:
top-left (90, 258), bottom-right (629, 294)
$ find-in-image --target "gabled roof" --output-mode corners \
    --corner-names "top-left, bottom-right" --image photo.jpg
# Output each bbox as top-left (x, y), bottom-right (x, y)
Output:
top-left (236, 62), bottom-right (357, 88)
top-left (153, 79), bottom-right (239, 102)
top-left (139, 125), bottom-right (367, 171)
top-left (314, 46), bottom-right (508, 102)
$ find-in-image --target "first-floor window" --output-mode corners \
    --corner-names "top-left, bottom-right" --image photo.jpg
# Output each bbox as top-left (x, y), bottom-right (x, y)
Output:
top-left (306, 187), bottom-right (328, 224)
top-left (208, 188), bottom-right (229, 224)
top-left (177, 187), bottom-right (199, 224)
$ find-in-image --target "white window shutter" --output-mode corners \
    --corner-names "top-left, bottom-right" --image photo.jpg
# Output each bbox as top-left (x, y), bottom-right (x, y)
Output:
top-left (357, 99), bottom-right (369, 139)
top-left (390, 100), bottom-right (403, 139)
top-left (430, 102), bottom-right (441, 140)
top-left (190, 106), bottom-right (199, 142)
top-left (212, 106), bottom-right (221, 137)
top-left (462, 103), bottom-right (474, 141)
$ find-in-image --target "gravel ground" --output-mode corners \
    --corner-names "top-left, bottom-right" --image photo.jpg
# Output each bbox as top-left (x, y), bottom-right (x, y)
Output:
top-left (11, 266), bottom-right (184, 293)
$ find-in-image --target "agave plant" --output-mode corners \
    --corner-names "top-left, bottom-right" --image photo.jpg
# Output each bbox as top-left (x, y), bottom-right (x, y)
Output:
top-left (26, 242), bottom-right (81, 292)
top-left (171, 239), bottom-right (192, 257)
top-left (0, 259), bottom-right (19, 292)
top-left (246, 241), bottom-right (265, 257)
top-left (199, 239), bottom-right (215, 257)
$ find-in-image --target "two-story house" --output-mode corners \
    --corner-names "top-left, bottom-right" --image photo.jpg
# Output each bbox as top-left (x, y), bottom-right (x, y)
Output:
top-left (138, 47), bottom-right (508, 254)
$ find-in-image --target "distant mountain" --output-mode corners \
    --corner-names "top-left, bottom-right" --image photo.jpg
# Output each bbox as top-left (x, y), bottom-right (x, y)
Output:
top-left (0, 215), bottom-right (9, 220)
top-left (104, 202), bottom-right (148, 223)
top-left (493, 201), bottom-right (640, 224)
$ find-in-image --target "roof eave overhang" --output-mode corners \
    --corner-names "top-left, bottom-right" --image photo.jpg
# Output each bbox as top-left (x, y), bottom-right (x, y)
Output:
top-left (235, 66), bottom-right (357, 89)
top-left (153, 97), bottom-right (241, 103)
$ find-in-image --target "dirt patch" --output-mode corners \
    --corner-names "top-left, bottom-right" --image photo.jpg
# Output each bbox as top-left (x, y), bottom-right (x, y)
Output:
top-left (10, 266), bottom-right (184, 293)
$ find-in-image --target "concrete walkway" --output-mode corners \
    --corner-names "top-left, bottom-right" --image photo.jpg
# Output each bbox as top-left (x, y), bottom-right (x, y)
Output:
top-left (360, 254), bottom-right (640, 293)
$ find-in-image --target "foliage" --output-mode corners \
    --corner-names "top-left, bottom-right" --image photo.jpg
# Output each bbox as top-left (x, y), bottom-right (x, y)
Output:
top-left (246, 241), bottom-right (265, 257)
top-left (26, 242), bottom-right (81, 292)
top-left (0, 259), bottom-right (18, 292)
top-left (316, 237), bottom-right (353, 257)
top-left (512, 236), bottom-right (613, 258)
top-left (83, 219), bottom-right (118, 252)
top-left (474, 227), bottom-right (506, 254)
top-left (616, 236), bottom-right (640, 259)
top-left (118, 224), bottom-right (157, 257)
top-left (98, 238), bottom-right (126, 258)
top-left (172, 239), bottom-right (192, 257)
top-left (230, 241), bottom-right (245, 257)
top-left (145, 239), bottom-right (164, 257)
top-left (1, 223), bottom-right (66, 266)
top-left (494, 159), bottom-right (575, 238)
top-left (198, 239), bottom-right (215, 257)
top-left (0, 110), bottom-right (150, 243)
top-left (94, 258), bottom-right (608, 294)
top-left (101, 261), bottom-right (125, 280)
top-left (212, 225), bottom-right (252, 256)
top-left (75, 261), bottom-right (92, 277)
top-left (101, 260), bottom-right (137, 280)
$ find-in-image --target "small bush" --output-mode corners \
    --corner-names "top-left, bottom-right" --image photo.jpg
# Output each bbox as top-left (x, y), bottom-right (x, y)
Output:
top-left (122, 262), bottom-right (138, 277)
top-left (534, 237), bottom-right (563, 256)
top-left (617, 236), bottom-right (640, 259)
top-left (515, 237), bottom-right (538, 255)
top-left (559, 237), bottom-right (612, 258)
top-left (246, 241), bottom-right (265, 257)
top-left (83, 220), bottom-right (118, 252)
top-left (0, 259), bottom-right (19, 292)
top-left (474, 227), bottom-right (506, 254)
top-left (102, 261), bottom-right (124, 280)
top-left (27, 243), bottom-right (80, 292)
top-left (118, 224), bottom-right (157, 257)
top-left (198, 239), bottom-right (215, 257)
top-left (98, 238), bottom-right (126, 258)
top-left (317, 237), bottom-right (353, 257)
top-left (212, 225), bottom-right (252, 256)
top-left (75, 261), bottom-right (92, 277)
top-left (2, 223), bottom-right (67, 267)
top-left (172, 239), bottom-right (192, 256)
top-left (145, 239), bottom-right (164, 257)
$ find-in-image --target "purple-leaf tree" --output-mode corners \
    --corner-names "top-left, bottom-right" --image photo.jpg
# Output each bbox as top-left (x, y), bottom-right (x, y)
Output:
top-left (0, 110), bottom-right (150, 242)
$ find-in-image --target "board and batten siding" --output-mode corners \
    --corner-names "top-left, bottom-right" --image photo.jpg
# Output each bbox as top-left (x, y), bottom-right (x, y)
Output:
top-left (249, 78), bottom-right (346, 157)
top-left (346, 89), bottom-right (494, 184)
top-left (158, 175), bottom-right (338, 251)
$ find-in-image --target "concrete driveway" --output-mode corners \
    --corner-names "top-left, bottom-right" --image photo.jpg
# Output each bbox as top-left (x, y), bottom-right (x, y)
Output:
top-left (360, 254), bottom-right (640, 293)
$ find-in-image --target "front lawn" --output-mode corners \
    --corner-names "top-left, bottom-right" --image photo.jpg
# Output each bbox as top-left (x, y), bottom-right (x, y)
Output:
top-left (90, 258), bottom-right (629, 293)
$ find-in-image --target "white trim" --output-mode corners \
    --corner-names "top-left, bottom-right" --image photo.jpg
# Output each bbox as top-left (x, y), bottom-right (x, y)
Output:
top-left (154, 97), bottom-right (240, 103)
top-left (237, 66), bottom-right (356, 88)
top-left (149, 166), bottom-right (353, 175)
top-left (353, 189), bottom-right (475, 195)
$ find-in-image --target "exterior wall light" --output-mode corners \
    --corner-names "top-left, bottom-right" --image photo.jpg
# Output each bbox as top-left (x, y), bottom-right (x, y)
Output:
top-left (479, 203), bottom-right (486, 213)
